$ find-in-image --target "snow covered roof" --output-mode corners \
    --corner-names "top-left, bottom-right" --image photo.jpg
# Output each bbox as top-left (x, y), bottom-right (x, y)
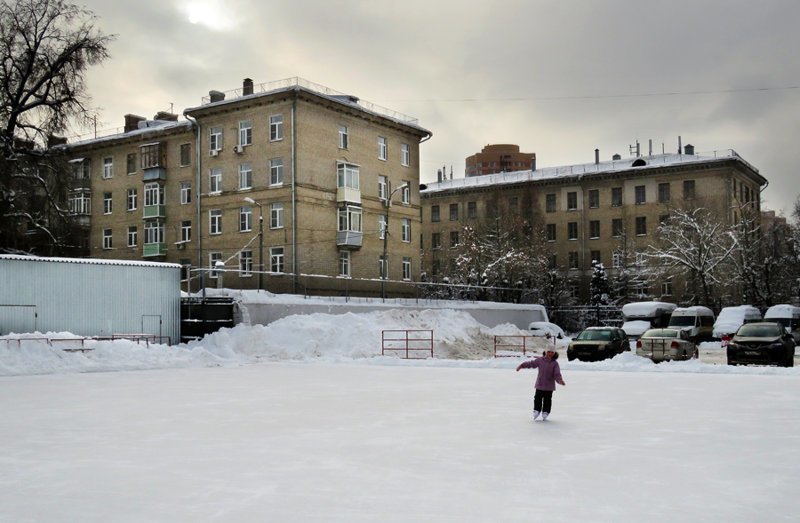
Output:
top-left (621, 301), bottom-right (677, 318)
top-left (764, 304), bottom-right (800, 318)
top-left (0, 254), bottom-right (181, 269)
top-left (423, 150), bottom-right (763, 194)
top-left (59, 120), bottom-right (192, 149)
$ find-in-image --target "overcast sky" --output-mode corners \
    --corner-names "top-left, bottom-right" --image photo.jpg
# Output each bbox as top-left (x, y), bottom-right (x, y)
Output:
top-left (76, 0), bottom-right (800, 216)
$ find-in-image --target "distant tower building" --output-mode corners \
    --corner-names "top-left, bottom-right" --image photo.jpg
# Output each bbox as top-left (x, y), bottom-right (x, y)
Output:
top-left (465, 144), bottom-right (536, 177)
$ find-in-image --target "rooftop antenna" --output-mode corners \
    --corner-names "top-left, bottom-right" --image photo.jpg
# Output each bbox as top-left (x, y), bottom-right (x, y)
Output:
top-left (629, 140), bottom-right (640, 157)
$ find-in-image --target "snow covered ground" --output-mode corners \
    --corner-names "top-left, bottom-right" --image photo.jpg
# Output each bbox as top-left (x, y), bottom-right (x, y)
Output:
top-left (1, 309), bottom-right (799, 522)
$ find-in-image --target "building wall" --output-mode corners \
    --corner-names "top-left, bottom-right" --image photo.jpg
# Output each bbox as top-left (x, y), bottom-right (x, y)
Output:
top-left (465, 144), bottom-right (536, 177)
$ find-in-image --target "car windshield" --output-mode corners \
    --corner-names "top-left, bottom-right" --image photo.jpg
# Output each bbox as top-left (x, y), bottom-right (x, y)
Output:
top-left (642, 329), bottom-right (678, 338)
top-left (736, 324), bottom-right (782, 337)
top-left (668, 316), bottom-right (695, 327)
top-left (577, 329), bottom-right (611, 341)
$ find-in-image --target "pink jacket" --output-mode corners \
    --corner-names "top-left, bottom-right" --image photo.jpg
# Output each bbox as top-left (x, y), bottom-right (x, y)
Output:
top-left (518, 356), bottom-right (563, 391)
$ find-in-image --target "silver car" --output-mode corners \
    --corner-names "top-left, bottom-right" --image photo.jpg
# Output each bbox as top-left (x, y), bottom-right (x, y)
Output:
top-left (636, 328), bottom-right (698, 362)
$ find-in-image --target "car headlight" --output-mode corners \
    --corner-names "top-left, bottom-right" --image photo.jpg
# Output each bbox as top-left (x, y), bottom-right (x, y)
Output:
top-left (768, 342), bottom-right (784, 349)
top-left (727, 343), bottom-right (740, 350)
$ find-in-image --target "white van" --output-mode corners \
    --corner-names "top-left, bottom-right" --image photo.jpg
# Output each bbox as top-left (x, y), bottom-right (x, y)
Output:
top-left (712, 305), bottom-right (762, 339)
top-left (764, 304), bottom-right (800, 344)
top-left (668, 306), bottom-right (715, 341)
top-left (621, 301), bottom-right (677, 339)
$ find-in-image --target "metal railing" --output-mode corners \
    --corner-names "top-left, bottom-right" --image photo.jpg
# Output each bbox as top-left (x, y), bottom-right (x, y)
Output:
top-left (381, 329), bottom-right (434, 359)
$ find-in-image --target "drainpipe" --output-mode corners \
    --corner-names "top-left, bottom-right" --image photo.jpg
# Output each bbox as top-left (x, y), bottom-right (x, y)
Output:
top-left (184, 112), bottom-right (203, 294)
top-left (291, 90), bottom-right (298, 292)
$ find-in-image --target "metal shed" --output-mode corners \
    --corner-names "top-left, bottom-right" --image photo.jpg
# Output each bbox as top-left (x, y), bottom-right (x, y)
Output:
top-left (0, 255), bottom-right (181, 343)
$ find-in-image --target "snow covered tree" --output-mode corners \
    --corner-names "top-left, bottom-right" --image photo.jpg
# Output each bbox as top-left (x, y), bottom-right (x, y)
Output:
top-left (644, 208), bottom-right (737, 306)
top-left (0, 0), bottom-right (113, 254)
top-left (589, 259), bottom-right (610, 306)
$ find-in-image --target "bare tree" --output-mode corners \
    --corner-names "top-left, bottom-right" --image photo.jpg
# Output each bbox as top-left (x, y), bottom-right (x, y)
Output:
top-left (0, 0), bottom-right (113, 254)
top-left (644, 208), bottom-right (737, 306)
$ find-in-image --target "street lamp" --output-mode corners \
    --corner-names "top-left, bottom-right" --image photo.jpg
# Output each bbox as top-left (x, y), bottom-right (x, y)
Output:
top-left (243, 197), bottom-right (264, 291)
top-left (381, 182), bottom-right (408, 301)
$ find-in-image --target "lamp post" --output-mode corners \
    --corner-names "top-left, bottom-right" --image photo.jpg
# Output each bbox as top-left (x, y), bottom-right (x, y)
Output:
top-left (381, 182), bottom-right (408, 301)
top-left (243, 197), bottom-right (263, 291)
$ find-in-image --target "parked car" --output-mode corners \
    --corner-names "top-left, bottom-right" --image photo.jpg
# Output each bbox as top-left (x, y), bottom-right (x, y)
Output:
top-left (764, 304), bottom-right (800, 345)
top-left (667, 306), bottom-right (715, 342)
top-left (726, 322), bottom-right (795, 367)
top-left (636, 328), bottom-right (698, 362)
top-left (713, 305), bottom-right (762, 339)
top-left (621, 301), bottom-right (677, 340)
top-left (528, 321), bottom-right (565, 339)
top-left (567, 327), bottom-right (629, 362)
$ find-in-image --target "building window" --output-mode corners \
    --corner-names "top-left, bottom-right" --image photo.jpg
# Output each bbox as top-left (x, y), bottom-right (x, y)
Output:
top-left (379, 255), bottom-right (388, 280)
top-left (431, 232), bottom-right (441, 249)
top-left (209, 209), bottom-right (222, 235)
top-left (401, 218), bottom-right (411, 242)
top-left (449, 203), bottom-right (459, 221)
top-left (635, 185), bottom-right (646, 205)
top-left (684, 180), bottom-right (696, 199)
top-left (270, 247), bottom-right (285, 273)
top-left (269, 114), bottom-right (283, 141)
top-left (450, 230), bottom-right (459, 248)
top-left (240, 250), bottom-right (253, 276)
top-left (127, 188), bottom-right (137, 211)
top-left (546, 223), bottom-right (556, 242)
top-left (270, 202), bottom-right (284, 229)
top-left (568, 251), bottom-right (579, 269)
top-left (180, 182), bottom-right (191, 204)
top-left (612, 218), bottom-right (623, 237)
top-left (467, 201), bottom-right (477, 219)
top-left (546, 193), bottom-right (556, 212)
top-left (127, 153), bottom-right (137, 174)
top-left (144, 220), bottom-right (164, 246)
top-left (209, 252), bottom-right (222, 278)
top-left (102, 229), bottom-right (112, 249)
top-left (239, 163), bottom-right (252, 190)
top-left (611, 187), bottom-right (623, 207)
top-left (240, 206), bottom-right (252, 232)
top-left (401, 181), bottom-right (410, 204)
top-left (567, 191), bottom-right (578, 210)
top-left (71, 159), bottom-right (90, 180)
top-left (378, 215), bottom-right (387, 240)
top-left (180, 144), bottom-right (191, 167)
top-left (662, 279), bottom-right (673, 296)
top-left (140, 143), bottom-right (163, 169)
top-left (69, 193), bottom-right (91, 215)
top-left (336, 162), bottom-right (359, 190)
top-left (339, 251), bottom-right (351, 277)
top-left (209, 168), bottom-right (222, 194)
top-left (659, 214), bottom-right (670, 225)
top-left (590, 250), bottom-right (601, 264)
top-left (378, 136), bottom-right (387, 160)
top-left (102, 157), bottom-right (113, 179)
top-left (588, 189), bottom-right (599, 209)
top-left (338, 205), bottom-right (362, 233)
top-left (103, 192), bottom-right (112, 214)
top-left (127, 226), bottom-right (137, 247)
top-left (402, 257), bottom-right (411, 280)
top-left (400, 143), bottom-right (410, 166)
top-left (658, 182), bottom-right (670, 203)
top-left (635, 216), bottom-right (647, 236)
top-left (338, 125), bottom-right (348, 149)
top-left (270, 158), bottom-right (283, 185)
top-left (568, 222), bottom-right (578, 240)
top-left (431, 205), bottom-right (440, 222)
top-left (589, 220), bottom-right (600, 239)
top-left (239, 120), bottom-right (252, 146)
top-left (181, 220), bottom-right (191, 242)
top-left (378, 175), bottom-right (388, 200)
top-left (144, 182), bottom-right (164, 206)
top-left (612, 251), bottom-right (623, 268)
top-left (210, 127), bottom-right (223, 152)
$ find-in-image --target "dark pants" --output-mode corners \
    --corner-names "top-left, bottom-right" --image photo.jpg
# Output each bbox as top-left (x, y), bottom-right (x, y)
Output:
top-left (534, 389), bottom-right (553, 413)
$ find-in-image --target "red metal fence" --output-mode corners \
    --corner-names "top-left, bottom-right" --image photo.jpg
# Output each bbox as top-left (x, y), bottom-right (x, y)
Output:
top-left (381, 329), bottom-right (434, 359)
top-left (494, 335), bottom-right (546, 357)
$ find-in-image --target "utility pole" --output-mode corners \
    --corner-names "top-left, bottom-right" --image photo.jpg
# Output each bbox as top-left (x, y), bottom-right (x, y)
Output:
top-left (243, 197), bottom-right (264, 290)
top-left (381, 182), bottom-right (408, 301)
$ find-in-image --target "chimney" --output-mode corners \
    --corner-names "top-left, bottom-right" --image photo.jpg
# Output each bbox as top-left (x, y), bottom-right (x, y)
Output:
top-left (678, 135), bottom-right (682, 154)
top-left (47, 135), bottom-right (67, 147)
top-left (437, 169), bottom-right (442, 182)
top-left (648, 139), bottom-right (653, 156)
top-left (684, 144), bottom-right (695, 155)
top-left (612, 153), bottom-right (622, 161)
top-left (154, 111), bottom-right (178, 121)
top-left (124, 114), bottom-right (146, 133)
top-left (209, 90), bottom-right (225, 103)
top-left (594, 149), bottom-right (600, 165)
top-left (530, 154), bottom-right (537, 171)
top-left (243, 78), bottom-right (253, 96)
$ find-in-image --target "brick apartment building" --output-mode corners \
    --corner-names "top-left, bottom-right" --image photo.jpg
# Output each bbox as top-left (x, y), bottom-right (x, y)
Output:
top-left (465, 143), bottom-right (536, 177)
top-left (61, 77), bottom-right (431, 294)
top-left (421, 147), bottom-right (767, 303)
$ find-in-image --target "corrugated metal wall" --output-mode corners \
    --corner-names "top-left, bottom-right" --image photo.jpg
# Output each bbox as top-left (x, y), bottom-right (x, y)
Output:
top-left (0, 256), bottom-right (181, 343)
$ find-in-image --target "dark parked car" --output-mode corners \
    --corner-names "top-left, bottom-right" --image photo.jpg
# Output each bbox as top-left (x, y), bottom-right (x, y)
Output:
top-left (567, 327), bottom-right (629, 362)
top-left (727, 322), bottom-right (795, 367)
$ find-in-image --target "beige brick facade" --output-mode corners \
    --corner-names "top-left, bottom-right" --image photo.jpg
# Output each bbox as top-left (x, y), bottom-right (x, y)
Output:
top-left (62, 79), bottom-right (431, 295)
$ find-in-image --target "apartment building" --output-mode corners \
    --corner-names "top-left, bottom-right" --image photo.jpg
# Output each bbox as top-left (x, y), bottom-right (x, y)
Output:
top-left (421, 147), bottom-right (767, 303)
top-left (465, 143), bottom-right (536, 177)
top-left (61, 77), bottom-right (431, 294)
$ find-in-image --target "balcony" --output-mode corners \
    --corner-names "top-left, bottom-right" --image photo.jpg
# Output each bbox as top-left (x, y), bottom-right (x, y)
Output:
top-left (336, 231), bottom-right (363, 249)
top-left (143, 167), bottom-right (166, 181)
top-left (143, 243), bottom-right (167, 257)
top-left (336, 186), bottom-right (361, 204)
top-left (143, 204), bottom-right (165, 219)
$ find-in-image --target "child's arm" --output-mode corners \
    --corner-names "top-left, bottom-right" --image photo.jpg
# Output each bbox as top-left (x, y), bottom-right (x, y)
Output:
top-left (516, 359), bottom-right (537, 371)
